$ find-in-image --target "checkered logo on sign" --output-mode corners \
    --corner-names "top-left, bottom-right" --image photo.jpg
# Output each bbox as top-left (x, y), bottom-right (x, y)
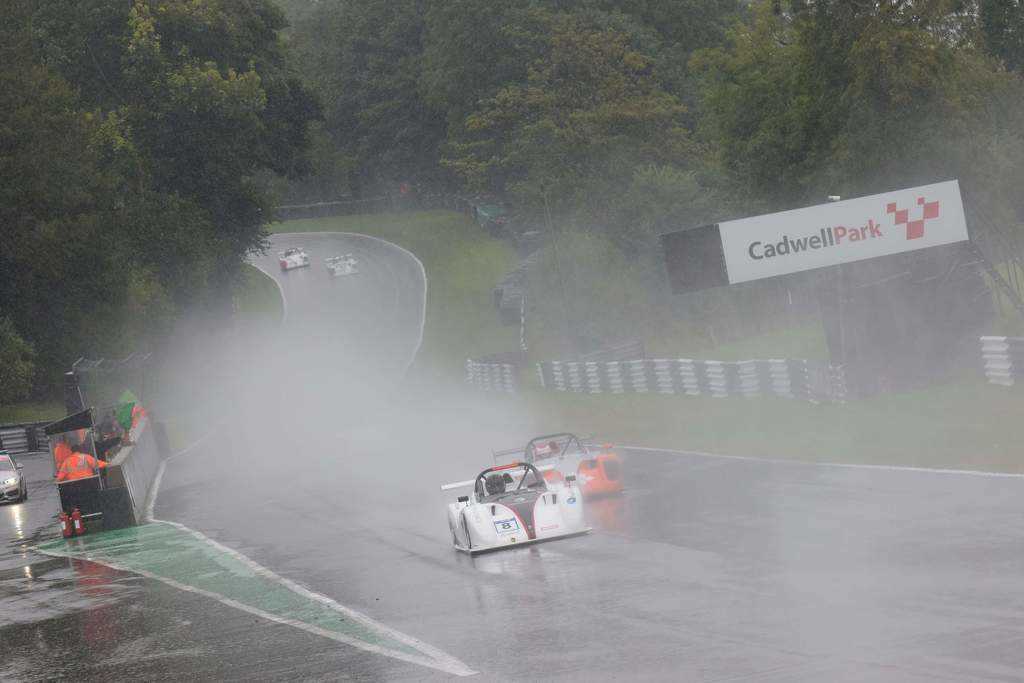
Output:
top-left (886, 197), bottom-right (940, 240)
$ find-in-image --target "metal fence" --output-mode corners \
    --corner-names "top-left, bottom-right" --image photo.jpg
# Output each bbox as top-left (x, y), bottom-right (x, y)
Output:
top-left (275, 196), bottom-right (391, 220)
top-left (536, 358), bottom-right (846, 403)
top-left (274, 193), bottom-right (482, 221)
top-left (981, 336), bottom-right (1024, 386)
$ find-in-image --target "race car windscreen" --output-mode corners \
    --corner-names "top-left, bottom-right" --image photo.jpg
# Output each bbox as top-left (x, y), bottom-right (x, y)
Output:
top-left (480, 464), bottom-right (543, 497)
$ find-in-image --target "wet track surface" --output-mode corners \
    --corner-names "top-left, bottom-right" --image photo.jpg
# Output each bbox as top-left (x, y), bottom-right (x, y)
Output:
top-left (4, 232), bottom-right (1024, 680)
top-left (155, 441), bottom-right (1024, 681)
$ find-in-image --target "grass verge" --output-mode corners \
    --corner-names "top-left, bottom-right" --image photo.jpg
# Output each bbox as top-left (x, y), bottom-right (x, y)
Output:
top-left (516, 376), bottom-right (1024, 472)
top-left (0, 401), bottom-right (64, 425)
top-left (235, 263), bottom-right (284, 322)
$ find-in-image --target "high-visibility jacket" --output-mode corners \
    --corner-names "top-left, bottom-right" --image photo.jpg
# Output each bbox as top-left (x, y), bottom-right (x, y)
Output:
top-left (56, 452), bottom-right (108, 482)
top-left (54, 442), bottom-right (72, 468)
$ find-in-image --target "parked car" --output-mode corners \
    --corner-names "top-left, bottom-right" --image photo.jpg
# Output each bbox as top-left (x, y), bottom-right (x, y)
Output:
top-left (0, 451), bottom-right (27, 504)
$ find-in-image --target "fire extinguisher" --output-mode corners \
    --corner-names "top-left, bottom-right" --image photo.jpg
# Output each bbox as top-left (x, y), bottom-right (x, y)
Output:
top-left (60, 511), bottom-right (73, 538)
top-left (71, 507), bottom-right (85, 536)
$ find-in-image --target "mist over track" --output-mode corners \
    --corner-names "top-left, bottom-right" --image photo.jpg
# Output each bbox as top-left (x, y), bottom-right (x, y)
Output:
top-left (4, 232), bottom-right (1023, 680)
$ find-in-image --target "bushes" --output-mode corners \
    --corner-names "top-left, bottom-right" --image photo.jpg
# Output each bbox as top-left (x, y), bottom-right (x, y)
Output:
top-left (0, 318), bottom-right (36, 403)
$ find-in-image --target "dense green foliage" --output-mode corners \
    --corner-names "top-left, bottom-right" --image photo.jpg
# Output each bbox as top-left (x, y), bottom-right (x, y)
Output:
top-left (980, 0), bottom-right (1024, 71)
top-left (280, 1), bottom-right (1024, 354)
top-left (695, 1), bottom-right (1024, 216)
top-left (6, 0), bottom-right (1024, 397)
top-left (0, 318), bottom-right (35, 403)
top-left (1, 0), bottom-right (317, 394)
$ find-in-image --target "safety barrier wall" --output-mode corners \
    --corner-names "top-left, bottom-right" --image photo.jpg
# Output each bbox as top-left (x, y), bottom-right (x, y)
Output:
top-left (465, 359), bottom-right (519, 393)
top-left (981, 336), bottom-right (1024, 386)
top-left (535, 358), bottom-right (846, 403)
top-left (103, 418), bottom-right (170, 525)
top-left (0, 422), bottom-right (48, 455)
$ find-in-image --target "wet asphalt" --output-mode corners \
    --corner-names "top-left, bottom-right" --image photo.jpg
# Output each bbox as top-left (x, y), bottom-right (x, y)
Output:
top-left (4, 232), bottom-right (1024, 680)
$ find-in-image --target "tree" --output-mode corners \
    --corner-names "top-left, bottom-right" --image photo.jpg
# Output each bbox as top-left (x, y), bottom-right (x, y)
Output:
top-left (980, 0), bottom-right (1024, 71)
top-left (291, 0), bottom-right (444, 194)
top-left (693, 0), bottom-right (1024, 216)
top-left (0, 319), bottom-right (36, 403)
top-left (0, 0), bottom-right (318, 391)
top-left (446, 11), bottom-right (694, 232)
top-left (32, 0), bottom-right (319, 260)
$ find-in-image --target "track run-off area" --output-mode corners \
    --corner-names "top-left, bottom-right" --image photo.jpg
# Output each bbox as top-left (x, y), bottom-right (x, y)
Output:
top-left (3, 232), bottom-right (1024, 680)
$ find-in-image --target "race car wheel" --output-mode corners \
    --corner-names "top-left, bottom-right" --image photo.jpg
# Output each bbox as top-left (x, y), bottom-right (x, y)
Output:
top-left (461, 511), bottom-right (472, 550)
top-left (448, 519), bottom-right (459, 547)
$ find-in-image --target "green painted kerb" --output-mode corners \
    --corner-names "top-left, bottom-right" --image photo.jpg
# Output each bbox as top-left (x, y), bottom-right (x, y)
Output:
top-left (37, 522), bottom-right (422, 658)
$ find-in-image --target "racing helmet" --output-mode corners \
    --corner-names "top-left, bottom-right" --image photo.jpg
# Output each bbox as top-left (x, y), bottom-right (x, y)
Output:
top-left (485, 473), bottom-right (506, 496)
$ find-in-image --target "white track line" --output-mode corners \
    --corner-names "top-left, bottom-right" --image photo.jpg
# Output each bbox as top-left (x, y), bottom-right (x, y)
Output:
top-left (618, 445), bottom-right (1024, 479)
top-left (35, 534), bottom-right (476, 676)
top-left (144, 429), bottom-right (218, 523)
top-left (249, 261), bottom-right (289, 324)
top-left (152, 518), bottom-right (475, 676)
top-left (127, 430), bottom-right (476, 676)
top-left (134, 235), bottom-right (457, 675)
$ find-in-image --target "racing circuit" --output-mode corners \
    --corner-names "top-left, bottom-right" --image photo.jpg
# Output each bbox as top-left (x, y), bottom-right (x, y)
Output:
top-left (4, 232), bottom-right (1024, 680)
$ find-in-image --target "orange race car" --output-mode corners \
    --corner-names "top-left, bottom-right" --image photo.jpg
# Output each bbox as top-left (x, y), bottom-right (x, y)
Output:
top-left (493, 433), bottom-right (624, 498)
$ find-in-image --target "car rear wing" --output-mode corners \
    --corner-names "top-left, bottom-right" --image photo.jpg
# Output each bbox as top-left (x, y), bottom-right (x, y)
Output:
top-left (491, 446), bottom-right (523, 462)
top-left (440, 478), bottom-right (474, 491)
top-left (440, 463), bottom-right (555, 491)
top-left (578, 437), bottom-right (613, 452)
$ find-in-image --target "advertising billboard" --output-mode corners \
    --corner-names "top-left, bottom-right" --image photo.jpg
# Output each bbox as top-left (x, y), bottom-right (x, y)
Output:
top-left (718, 180), bottom-right (969, 284)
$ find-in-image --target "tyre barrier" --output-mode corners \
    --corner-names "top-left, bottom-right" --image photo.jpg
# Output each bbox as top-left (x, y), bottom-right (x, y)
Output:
top-left (981, 336), bottom-right (1024, 386)
top-left (465, 359), bottom-right (519, 393)
top-left (0, 421), bottom-right (49, 455)
top-left (536, 358), bottom-right (846, 403)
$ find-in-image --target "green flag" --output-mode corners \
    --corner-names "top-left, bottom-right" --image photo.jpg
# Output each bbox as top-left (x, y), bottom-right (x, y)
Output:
top-left (115, 402), bottom-right (135, 431)
top-left (116, 389), bottom-right (139, 430)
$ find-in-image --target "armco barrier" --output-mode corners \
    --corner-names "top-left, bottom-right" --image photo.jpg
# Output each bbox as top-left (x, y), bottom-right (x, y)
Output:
top-left (466, 359), bottom-right (518, 393)
top-left (536, 357), bottom-right (846, 403)
top-left (466, 351), bottom-right (525, 393)
top-left (0, 421), bottom-right (48, 455)
top-left (981, 336), bottom-right (1024, 386)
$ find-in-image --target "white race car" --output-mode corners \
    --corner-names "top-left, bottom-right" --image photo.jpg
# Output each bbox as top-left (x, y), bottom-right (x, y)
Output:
top-left (441, 462), bottom-right (589, 554)
top-left (325, 254), bottom-right (358, 276)
top-left (278, 247), bottom-right (310, 271)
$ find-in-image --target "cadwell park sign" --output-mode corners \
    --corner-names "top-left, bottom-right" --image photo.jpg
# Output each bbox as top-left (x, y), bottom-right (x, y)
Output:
top-left (661, 180), bottom-right (970, 292)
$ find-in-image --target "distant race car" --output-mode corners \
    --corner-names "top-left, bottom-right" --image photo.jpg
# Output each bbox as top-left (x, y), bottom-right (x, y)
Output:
top-left (494, 433), bottom-right (624, 498)
top-left (325, 254), bottom-right (358, 276)
top-left (278, 247), bottom-right (310, 271)
top-left (441, 461), bottom-right (589, 553)
top-left (0, 451), bottom-right (27, 504)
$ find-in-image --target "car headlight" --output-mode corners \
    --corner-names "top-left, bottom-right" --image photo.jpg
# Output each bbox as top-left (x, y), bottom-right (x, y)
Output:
top-left (3, 478), bottom-right (16, 486)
